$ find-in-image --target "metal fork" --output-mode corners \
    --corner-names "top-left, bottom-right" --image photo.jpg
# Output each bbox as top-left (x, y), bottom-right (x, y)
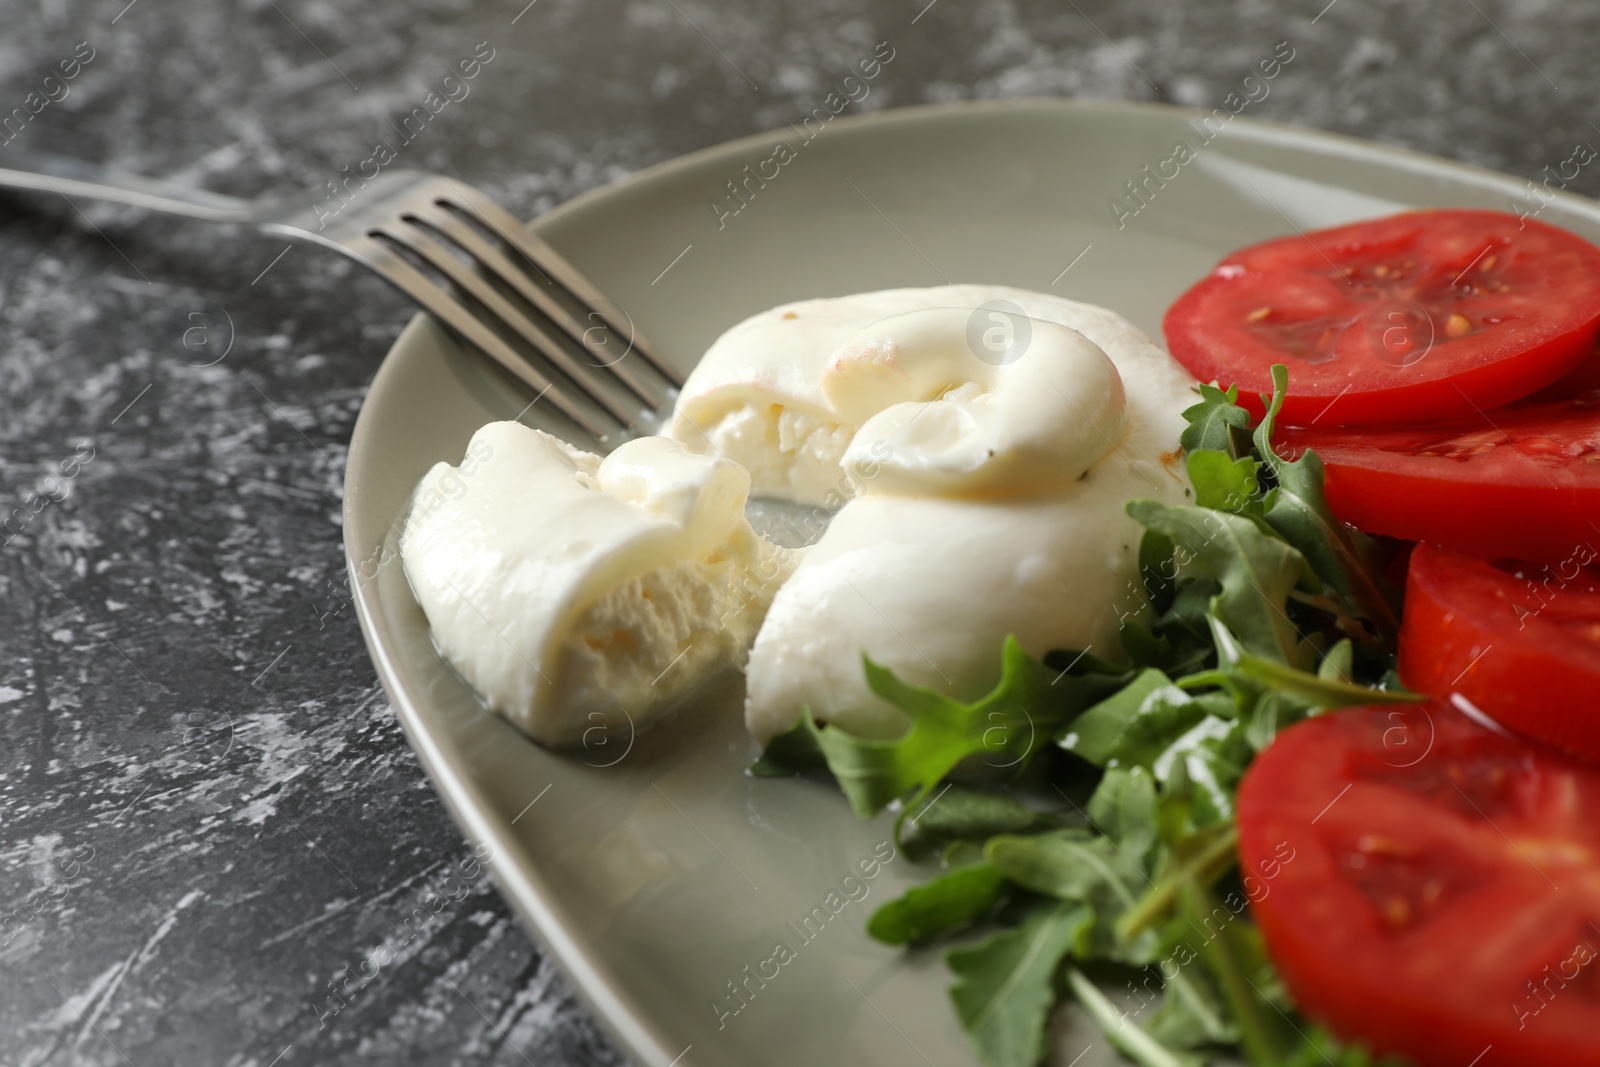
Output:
top-left (0, 148), bottom-right (680, 441)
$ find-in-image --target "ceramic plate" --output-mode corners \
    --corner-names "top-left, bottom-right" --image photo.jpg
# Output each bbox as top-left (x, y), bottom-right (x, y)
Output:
top-left (343, 99), bottom-right (1600, 1067)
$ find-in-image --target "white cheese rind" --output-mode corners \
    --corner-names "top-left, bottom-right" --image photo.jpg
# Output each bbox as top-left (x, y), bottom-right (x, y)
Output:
top-left (399, 422), bottom-right (788, 746)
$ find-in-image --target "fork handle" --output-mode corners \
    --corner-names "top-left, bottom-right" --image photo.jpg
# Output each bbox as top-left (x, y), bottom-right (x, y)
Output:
top-left (0, 147), bottom-right (255, 222)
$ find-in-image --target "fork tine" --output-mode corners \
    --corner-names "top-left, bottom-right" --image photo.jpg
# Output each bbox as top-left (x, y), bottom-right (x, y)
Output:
top-left (401, 201), bottom-right (661, 408)
top-left (436, 183), bottom-right (683, 388)
top-left (372, 219), bottom-right (640, 427)
top-left (344, 232), bottom-right (612, 442)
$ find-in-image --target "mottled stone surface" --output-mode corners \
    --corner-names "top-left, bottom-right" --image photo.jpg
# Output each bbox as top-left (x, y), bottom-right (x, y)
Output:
top-left (0, 0), bottom-right (1592, 1063)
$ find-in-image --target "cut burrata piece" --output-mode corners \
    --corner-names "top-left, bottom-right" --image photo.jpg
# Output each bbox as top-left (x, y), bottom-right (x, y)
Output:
top-left (399, 421), bottom-right (790, 747)
top-left (670, 285), bottom-right (1174, 506)
top-left (741, 287), bottom-right (1195, 744)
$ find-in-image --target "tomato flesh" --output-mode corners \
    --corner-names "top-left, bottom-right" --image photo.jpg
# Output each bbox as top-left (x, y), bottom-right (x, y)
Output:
top-left (1163, 210), bottom-right (1600, 426)
top-left (1529, 341), bottom-right (1600, 401)
top-left (1238, 704), bottom-right (1600, 1067)
top-left (1279, 386), bottom-right (1600, 562)
top-left (1400, 543), bottom-right (1600, 762)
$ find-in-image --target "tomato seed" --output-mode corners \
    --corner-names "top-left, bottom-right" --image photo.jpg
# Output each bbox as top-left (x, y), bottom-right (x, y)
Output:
top-left (1356, 834), bottom-right (1416, 857)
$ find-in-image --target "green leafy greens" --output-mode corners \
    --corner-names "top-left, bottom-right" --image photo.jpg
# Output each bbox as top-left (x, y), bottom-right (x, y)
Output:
top-left (753, 367), bottom-right (1415, 1067)
top-left (755, 634), bottom-right (1127, 820)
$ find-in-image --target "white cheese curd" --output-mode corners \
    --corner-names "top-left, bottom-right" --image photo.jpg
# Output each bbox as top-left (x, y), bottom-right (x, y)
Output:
top-left (669, 293), bottom-right (919, 507)
top-left (399, 421), bottom-right (790, 747)
top-left (824, 307), bottom-right (1128, 498)
top-left (669, 286), bottom-right (1179, 505)
top-left (739, 286), bottom-right (1196, 745)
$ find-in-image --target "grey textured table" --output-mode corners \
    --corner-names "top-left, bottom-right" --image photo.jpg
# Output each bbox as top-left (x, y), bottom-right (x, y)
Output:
top-left (0, 0), bottom-right (1595, 1064)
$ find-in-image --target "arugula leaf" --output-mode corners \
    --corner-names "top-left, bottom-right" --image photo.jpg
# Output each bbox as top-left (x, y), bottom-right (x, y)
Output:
top-left (1180, 880), bottom-right (1302, 1065)
top-left (836, 636), bottom-right (1061, 816)
top-left (1127, 501), bottom-right (1305, 666)
top-left (985, 831), bottom-right (1145, 908)
top-left (1063, 965), bottom-right (1206, 1067)
top-left (900, 785), bottom-right (1063, 860)
top-left (1120, 621), bottom-right (1183, 672)
top-left (1062, 669), bottom-right (1209, 770)
top-left (868, 862), bottom-right (1009, 946)
top-left (985, 830), bottom-right (1154, 961)
top-left (1139, 529), bottom-right (1180, 615)
top-left (1143, 920), bottom-right (1239, 1050)
top-left (1252, 364), bottom-right (1400, 644)
top-left (1086, 766), bottom-right (1160, 871)
top-left (1153, 575), bottom-right (1224, 655)
top-left (1118, 823), bottom-right (1241, 942)
top-left (1185, 448), bottom-right (1265, 518)
top-left (765, 636), bottom-right (1106, 818)
top-left (748, 713), bottom-right (828, 777)
top-left (947, 902), bottom-right (1090, 1067)
top-left (1179, 382), bottom-right (1253, 457)
top-left (1157, 723), bottom-right (1250, 828)
top-left (1230, 649), bottom-right (1421, 709)
top-left (1062, 664), bottom-right (1251, 829)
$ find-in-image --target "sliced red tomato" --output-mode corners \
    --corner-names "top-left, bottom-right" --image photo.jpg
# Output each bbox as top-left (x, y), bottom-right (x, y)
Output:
top-left (1277, 385), bottom-right (1600, 562)
top-left (1400, 543), bottom-right (1600, 762)
top-left (1238, 704), bottom-right (1600, 1067)
top-left (1164, 210), bottom-right (1600, 425)
top-left (1529, 340), bottom-right (1600, 401)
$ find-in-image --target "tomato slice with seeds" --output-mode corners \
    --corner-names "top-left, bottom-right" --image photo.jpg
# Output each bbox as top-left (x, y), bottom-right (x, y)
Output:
top-left (1400, 543), bottom-right (1600, 762)
top-left (1277, 384), bottom-right (1600, 562)
top-left (1238, 704), bottom-right (1600, 1067)
top-left (1163, 210), bottom-right (1600, 425)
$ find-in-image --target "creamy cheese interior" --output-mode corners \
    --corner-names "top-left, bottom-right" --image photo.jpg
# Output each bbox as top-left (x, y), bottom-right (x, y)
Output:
top-left (736, 286), bottom-right (1196, 744)
top-left (399, 422), bottom-right (790, 747)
